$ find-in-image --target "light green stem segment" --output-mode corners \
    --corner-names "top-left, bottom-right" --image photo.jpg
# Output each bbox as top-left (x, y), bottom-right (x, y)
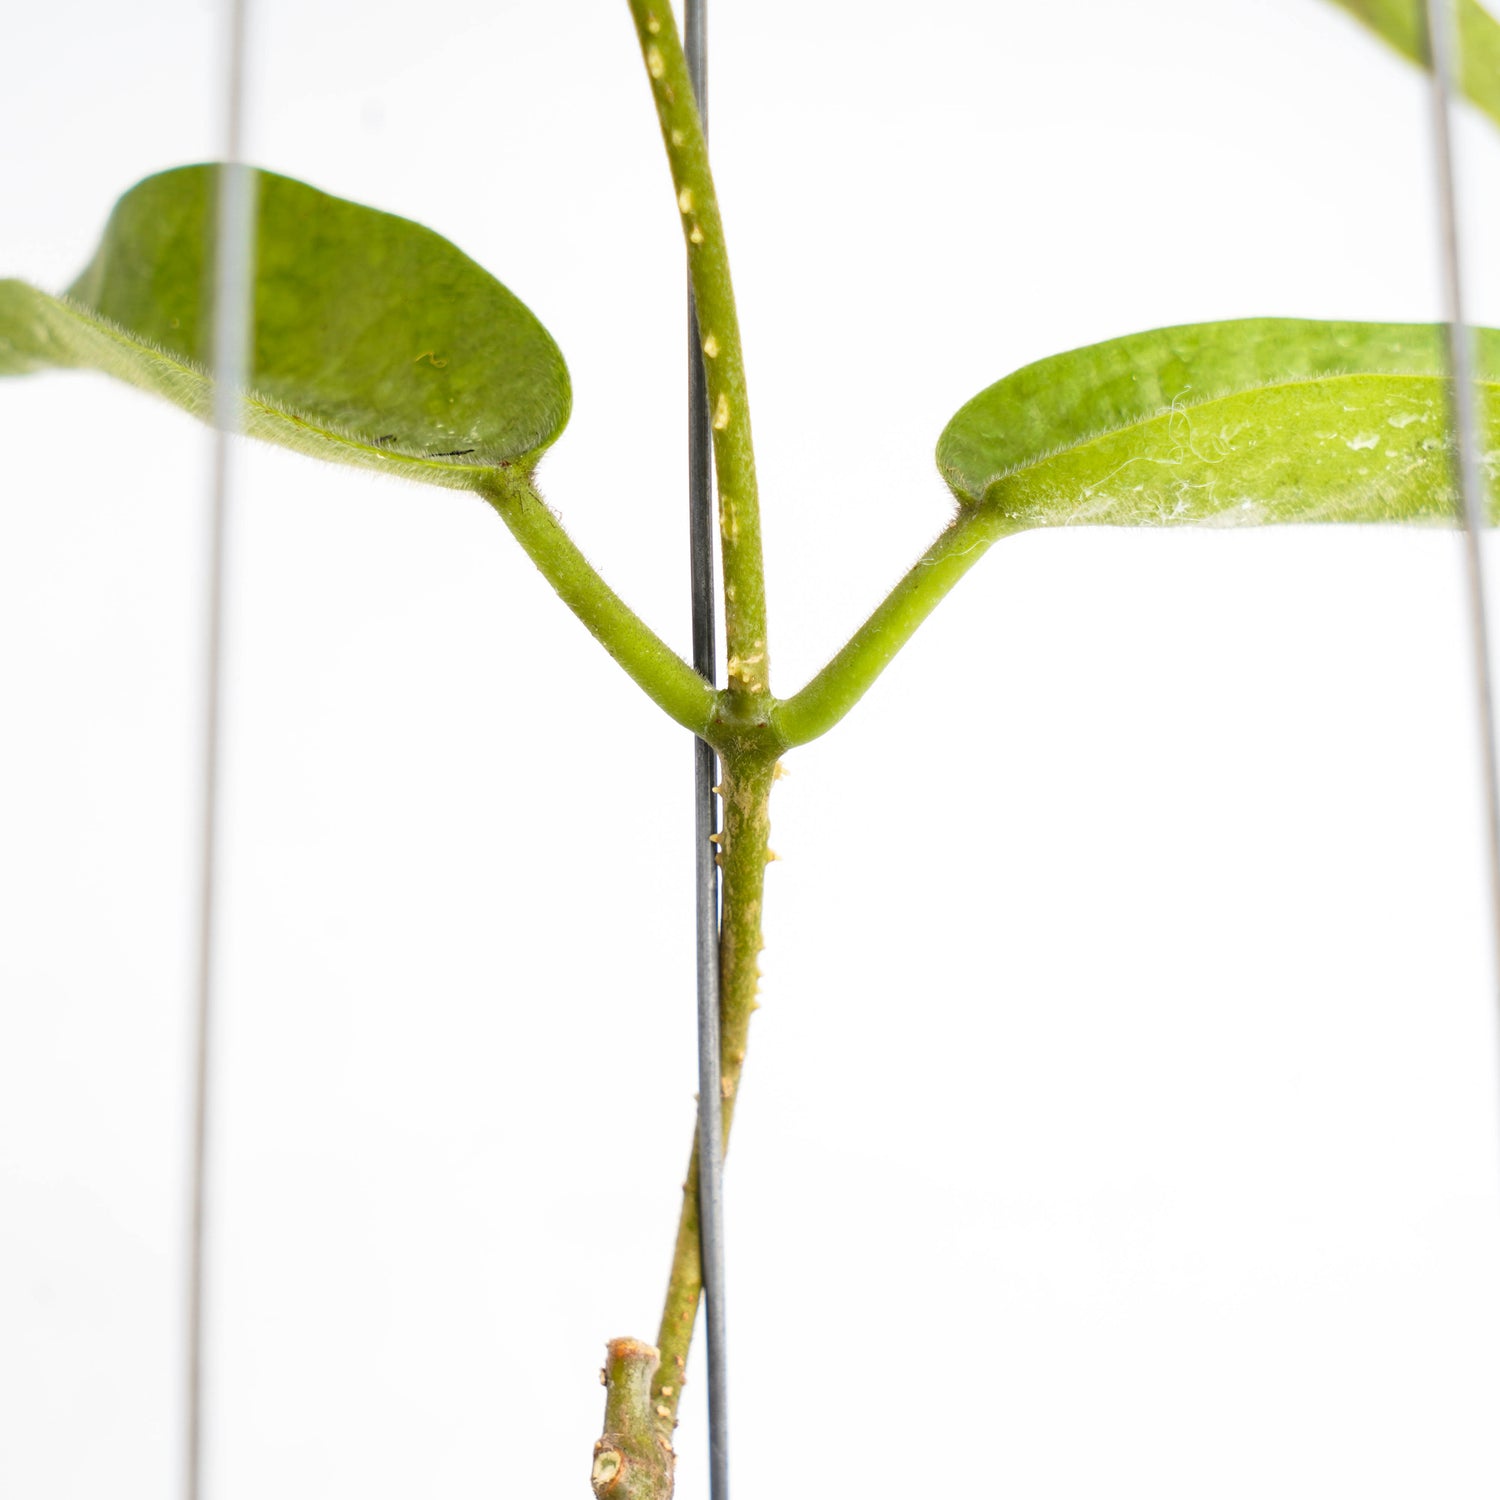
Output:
top-left (480, 470), bottom-right (716, 738)
top-left (626, 0), bottom-right (770, 699)
top-left (774, 507), bottom-right (1019, 747)
top-left (651, 754), bottom-right (776, 1432)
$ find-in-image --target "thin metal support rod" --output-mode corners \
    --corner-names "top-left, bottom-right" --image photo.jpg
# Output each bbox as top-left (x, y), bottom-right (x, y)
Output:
top-left (187, 5), bottom-right (255, 1499)
top-left (685, 2), bottom-right (729, 1498)
top-left (1424, 0), bottom-right (1500, 1004)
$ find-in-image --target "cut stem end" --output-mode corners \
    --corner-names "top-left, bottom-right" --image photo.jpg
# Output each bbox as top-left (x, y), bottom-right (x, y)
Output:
top-left (593, 1339), bottom-right (675, 1500)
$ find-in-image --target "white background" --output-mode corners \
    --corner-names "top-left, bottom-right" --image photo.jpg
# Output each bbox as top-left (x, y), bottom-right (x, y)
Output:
top-left (4, 0), bottom-right (1500, 1494)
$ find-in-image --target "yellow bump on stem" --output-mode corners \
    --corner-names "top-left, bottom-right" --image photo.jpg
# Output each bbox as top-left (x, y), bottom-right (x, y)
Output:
top-left (645, 9), bottom-right (661, 31)
top-left (702, 333), bottom-right (719, 358)
top-left (712, 392), bottom-right (730, 430)
top-left (726, 642), bottom-right (768, 695)
top-left (677, 187), bottom-right (694, 213)
top-left (645, 43), bottom-right (665, 77)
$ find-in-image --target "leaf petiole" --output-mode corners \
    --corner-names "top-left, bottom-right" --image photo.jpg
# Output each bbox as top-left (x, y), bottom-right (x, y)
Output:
top-left (773, 507), bottom-right (1018, 748)
top-left (481, 468), bottom-right (718, 738)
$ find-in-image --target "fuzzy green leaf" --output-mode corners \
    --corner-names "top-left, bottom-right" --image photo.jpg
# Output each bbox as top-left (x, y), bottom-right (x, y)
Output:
top-left (936, 318), bottom-right (1492, 531)
top-left (0, 164), bottom-right (570, 488)
top-left (1326, 0), bottom-right (1500, 131)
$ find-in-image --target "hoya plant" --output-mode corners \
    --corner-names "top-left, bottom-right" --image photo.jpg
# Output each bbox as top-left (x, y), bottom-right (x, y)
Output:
top-left (4, 0), bottom-right (1500, 1494)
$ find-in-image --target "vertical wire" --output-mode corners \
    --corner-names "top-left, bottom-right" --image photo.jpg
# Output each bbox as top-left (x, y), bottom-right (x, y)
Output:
top-left (684, 2), bottom-right (729, 1497)
top-left (1423, 0), bottom-right (1500, 1010)
top-left (187, 4), bottom-right (255, 1499)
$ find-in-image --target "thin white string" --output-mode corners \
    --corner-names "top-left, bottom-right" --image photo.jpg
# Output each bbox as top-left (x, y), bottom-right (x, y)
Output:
top-left (187, 4), bottom-right (255, 1498)
top-left (1422, 1), bottom-right (1500, 1029)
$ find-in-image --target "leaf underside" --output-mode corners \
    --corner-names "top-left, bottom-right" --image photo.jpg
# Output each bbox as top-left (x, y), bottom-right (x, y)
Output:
top-left (0, 165), bottom-right (570, 489)
top-left (937, 318), bottom-right (1494, 532)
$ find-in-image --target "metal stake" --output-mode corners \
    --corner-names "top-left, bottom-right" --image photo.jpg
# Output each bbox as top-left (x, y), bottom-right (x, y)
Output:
top-left (187, 5), bottom-right (255, 1498)
top-left (685, 2), bottom-right (729, 1497)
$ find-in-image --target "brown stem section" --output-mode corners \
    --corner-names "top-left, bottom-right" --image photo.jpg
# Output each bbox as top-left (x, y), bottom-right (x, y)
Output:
top-left (651, 754), bottom-right (775, 1426)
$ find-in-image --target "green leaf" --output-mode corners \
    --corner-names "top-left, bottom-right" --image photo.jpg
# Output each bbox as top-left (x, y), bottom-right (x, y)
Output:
top-left (1325, 0), bottom-right (1500, 131)
top-left (0, 164), bottom-right (570, 488)
top-left (936, 318), bottom-right (1490, 531)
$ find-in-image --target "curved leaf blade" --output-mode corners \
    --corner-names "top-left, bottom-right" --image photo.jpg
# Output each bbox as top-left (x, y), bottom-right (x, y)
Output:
top-left (1326, 0), bottom-right (1500, 132)
top-left (937, 318), bottom-right (1494, 531)
top-left (0, 165), bottom-right (570, 488)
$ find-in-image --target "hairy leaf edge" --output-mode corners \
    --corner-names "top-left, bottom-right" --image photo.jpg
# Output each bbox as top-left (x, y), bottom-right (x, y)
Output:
top-left (0, 279), bottom-right (566, 488)
top-left (939, 366), bottom-right (1485, 514)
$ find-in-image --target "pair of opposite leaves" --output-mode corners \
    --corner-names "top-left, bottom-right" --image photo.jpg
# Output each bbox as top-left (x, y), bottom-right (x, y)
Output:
top-left (1, 0), bottom-right (1500, 533)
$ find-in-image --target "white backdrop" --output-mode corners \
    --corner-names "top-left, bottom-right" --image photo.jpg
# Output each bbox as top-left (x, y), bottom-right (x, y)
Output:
top-left (5, 0), bottom-right (1500, 1494)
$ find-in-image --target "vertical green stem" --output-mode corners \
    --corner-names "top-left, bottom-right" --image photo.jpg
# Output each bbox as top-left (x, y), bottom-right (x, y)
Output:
top-left (594, 9), bottom-right (779, 1489)
top-left (651, 753), bottom-right (775, 1424)
top-left (625, 0), bottom-right (771, 698)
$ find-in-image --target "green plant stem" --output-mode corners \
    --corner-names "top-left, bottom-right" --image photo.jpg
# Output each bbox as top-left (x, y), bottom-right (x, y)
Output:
top-left (592, 1339), bottom-right (673, 1500)
top-left (626, 0), bottom-right (770, 699)
top-left (591, 749), bottom-right (774, 1491)
top-left (650, 752), bottom-right (776, 1430)
top-left (481, 470), bottom-right (716, 737)
top-left (773, 506), bottom-right (1019, 747)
